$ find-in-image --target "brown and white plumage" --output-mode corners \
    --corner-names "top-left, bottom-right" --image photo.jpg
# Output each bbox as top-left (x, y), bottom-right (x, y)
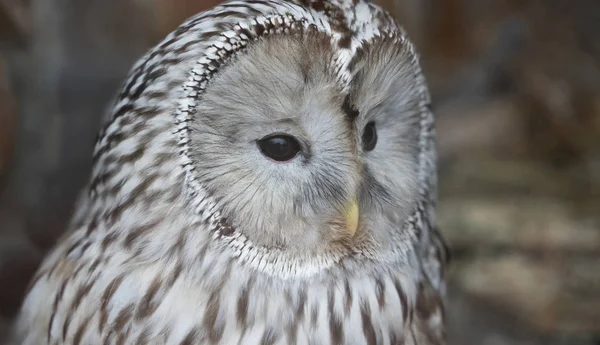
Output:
top-left (11, 1), bottom-right (449, 344)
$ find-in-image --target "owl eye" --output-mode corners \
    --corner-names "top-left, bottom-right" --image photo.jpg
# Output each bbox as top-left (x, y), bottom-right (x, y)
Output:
top-left (362, 122), bottom-right (377, 151)
top-left (257, 134), bottom-right (301, 162)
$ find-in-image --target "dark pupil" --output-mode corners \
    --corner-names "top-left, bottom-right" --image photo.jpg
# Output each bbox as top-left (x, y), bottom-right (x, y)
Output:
top-left (257, 135), bottom-right (301, 162)
top-left (362, 122), bottom-right (377, 151)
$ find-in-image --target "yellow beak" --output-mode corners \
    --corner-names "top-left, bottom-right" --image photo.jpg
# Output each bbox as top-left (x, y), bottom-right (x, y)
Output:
top-left (343, 197), bottom-right (359, 238)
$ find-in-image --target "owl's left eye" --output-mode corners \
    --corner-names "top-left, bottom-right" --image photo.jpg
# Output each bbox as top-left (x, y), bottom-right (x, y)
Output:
top-left (257, 135), bottom-right (301, 162)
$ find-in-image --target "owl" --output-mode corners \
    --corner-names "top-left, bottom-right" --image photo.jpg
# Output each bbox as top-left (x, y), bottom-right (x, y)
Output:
top-left (11, 0), bottom-right (450, 344)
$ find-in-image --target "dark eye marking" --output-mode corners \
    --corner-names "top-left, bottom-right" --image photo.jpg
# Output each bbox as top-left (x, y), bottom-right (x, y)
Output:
top-left (342, 95), bottom-right (359, 121)
top-left (362, 122), bottom-right (377, 151)
top-left (257, 134), bottom-right (301, 162)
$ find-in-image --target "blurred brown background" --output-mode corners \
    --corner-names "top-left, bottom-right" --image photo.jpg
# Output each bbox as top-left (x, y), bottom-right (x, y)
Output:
top-left (1, 0), bottom-right (599, 344)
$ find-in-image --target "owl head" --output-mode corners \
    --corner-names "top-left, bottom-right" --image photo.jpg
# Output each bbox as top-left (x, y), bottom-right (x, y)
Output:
top-left (88, 0), bottom-right (435, 277)
top-left (191, 31), bottom-right (425, 255)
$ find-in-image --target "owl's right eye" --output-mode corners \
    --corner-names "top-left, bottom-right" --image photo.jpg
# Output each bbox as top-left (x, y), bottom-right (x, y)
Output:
top-left (257, 134), bottom-right (301, 162)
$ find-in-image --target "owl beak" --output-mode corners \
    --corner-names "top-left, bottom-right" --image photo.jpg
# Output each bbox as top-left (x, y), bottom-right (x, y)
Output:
top-left (343, 197), bottom-right (359, 238)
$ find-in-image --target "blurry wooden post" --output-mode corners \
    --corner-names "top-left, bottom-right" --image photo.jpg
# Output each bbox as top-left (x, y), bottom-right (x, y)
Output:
top-left (425, 0), bottom-right (470, 69)
top-left (0, 58), bottom-right (16, 184)
top-left (0, 0), bottom-right (29, 185)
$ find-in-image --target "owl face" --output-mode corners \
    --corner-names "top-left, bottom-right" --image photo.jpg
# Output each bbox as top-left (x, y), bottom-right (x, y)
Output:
top-left (189, 32), bottom-right (421, 255)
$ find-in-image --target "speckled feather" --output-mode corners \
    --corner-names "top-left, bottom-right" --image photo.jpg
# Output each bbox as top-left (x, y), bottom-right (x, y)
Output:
top-left (12, 1), bottom-right (449, 344)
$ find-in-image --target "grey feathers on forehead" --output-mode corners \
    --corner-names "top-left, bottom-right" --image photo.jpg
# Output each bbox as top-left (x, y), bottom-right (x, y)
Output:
top-left (194, 33), bottom-right (339, 134)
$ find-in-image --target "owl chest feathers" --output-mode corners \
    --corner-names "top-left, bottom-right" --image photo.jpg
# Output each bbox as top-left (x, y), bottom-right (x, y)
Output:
top-left (18, 241), bottom-right (424, 345)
